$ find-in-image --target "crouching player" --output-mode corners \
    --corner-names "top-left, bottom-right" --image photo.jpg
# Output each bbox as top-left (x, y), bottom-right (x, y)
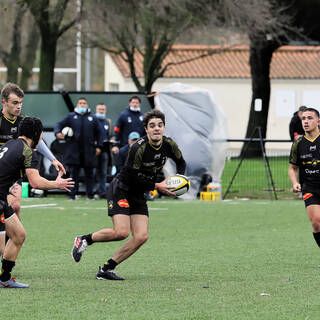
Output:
top-left (0, 117), bottom-right (74, 288)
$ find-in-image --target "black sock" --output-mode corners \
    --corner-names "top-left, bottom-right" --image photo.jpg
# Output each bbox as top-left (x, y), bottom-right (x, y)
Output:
top-left (0, 259), bottom-right (15, 282)
top-left (103, 259), bottom-right (118, 271)
top-left (82, 234), bottom-right (93, 245)
top-left (313, 232), bottom-right (320, 247)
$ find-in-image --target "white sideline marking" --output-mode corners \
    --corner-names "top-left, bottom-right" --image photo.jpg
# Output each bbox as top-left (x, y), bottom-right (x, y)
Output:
top-left (21, 203), bottom-right (57, 209)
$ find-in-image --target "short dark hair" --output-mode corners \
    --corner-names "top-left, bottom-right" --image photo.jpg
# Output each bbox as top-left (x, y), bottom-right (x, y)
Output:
top-left (298, 106), bottom-right (307, 112)
top-left (18, 117), bottom-right (43, 148)
top-left (129, 95), bottom-right (141, 103)
top-left (303, 107), bottom-right (320, 118)
top-left (1, 82), bottom-right (24, 101)
top-left (77, 97), bottom-right (87, 102)
top-left (143, 109), bottom-right (165, 128)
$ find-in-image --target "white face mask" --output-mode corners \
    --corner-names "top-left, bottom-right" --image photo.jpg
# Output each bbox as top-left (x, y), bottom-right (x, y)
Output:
top-left (75, 106), bottom-right (87, 114)
top-left (130, 106), bottom-right (141, 112)
top-left (95, 113), bottom-right (105, 119)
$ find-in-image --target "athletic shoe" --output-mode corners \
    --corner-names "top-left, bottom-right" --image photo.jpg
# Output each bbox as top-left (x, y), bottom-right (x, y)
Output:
top-left (0, 277), bottom-right (29, 288)
top-left (71, 235), bottom-right (88, 262)
top-left (96, 267), bottom-right (125, 280)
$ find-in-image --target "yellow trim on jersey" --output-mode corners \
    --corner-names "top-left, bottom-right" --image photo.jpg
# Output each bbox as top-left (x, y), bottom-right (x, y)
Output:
top-left (304, 133), bottom-right (320, 143)
top-left (148, 140), bottom-right (163, 151)
top-left (3, 114), bottom-right (17, 124)
top-left (302, 160), bottom-right (320, 165)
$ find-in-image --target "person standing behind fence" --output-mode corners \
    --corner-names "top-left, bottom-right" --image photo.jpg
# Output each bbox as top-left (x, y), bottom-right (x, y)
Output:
top-left (55, 97), bottom-right (102, 200)
top-left (111, 96), bottom-right (145, 156)
top-left (289, 106), bottom-right (307, 141)
top-left (288, 107), bottom-right (320, 252)
top-left (94, 103), bottom-right (111, 199)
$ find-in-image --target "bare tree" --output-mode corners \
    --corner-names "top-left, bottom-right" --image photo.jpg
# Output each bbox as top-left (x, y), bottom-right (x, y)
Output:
top-left (0, 1), bottom-right (40, 89)
top-left (241, 0), bottom-right (311, 156)
top-left (84, 0), bottom-right (297, 95)
top-left (84, 0), bottom-right (211, 92)
top-left (20, 21), bottom-right (40, 90)
top-left (21, 0), bottom-right (83, 90)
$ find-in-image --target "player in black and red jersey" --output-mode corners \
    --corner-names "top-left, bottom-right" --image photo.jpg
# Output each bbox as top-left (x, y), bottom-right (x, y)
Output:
top-left (0, 117), bottom-right (73, 288)
top-left (0, 83), bottom-right (66, 255)
top-left (71, 109), bottom-right (186, 280)
top-left (289, 107), bottom-right (320, 250)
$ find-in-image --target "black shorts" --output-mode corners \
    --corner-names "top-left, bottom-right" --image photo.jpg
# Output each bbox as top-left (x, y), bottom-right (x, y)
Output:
top-left (302, 190), bottom-right (320, 207)
top-left (0, 199), bottom-right (15, 233)
top-left (107, 178), bottom-right (148, 217)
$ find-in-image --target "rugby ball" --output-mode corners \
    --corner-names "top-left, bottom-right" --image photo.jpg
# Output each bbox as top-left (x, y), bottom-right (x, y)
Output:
top-left (166, 174), bottom-right (190, 196)
top-left (62, 126), bottom-right (73, 138)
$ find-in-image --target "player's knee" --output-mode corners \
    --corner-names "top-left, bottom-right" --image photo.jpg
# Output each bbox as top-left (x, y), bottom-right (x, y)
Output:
top-left (13, 230), bottom-right (26, 246)
top-left (312, 220), bottom-right (320, 232)
top-left (134, 233), bottom-right (148, 245)
top-left (115, 230), bottom-right (130, 240)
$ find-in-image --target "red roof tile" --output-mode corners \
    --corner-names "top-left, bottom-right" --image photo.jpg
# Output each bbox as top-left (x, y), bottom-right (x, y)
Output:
top-left (109, 45), bottom-right (320, 79)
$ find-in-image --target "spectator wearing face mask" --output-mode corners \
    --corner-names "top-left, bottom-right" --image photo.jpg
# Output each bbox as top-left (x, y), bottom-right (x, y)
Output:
top-left (94, 103), bottom-right (112, 199)
top-left (55, 97), bottom-right (103, 200)
top-left (111, 95), bottom-right (145, 156)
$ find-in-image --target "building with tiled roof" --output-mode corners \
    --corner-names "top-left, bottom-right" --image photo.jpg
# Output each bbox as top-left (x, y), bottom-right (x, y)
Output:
top-left (104, 45), bottom-right (320, 146)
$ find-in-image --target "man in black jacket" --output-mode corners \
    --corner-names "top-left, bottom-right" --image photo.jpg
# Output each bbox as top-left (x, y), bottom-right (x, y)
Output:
top-left (289, 106), bottom-right (307, 141)
top-left (55, 97), bottom-right (102, 200)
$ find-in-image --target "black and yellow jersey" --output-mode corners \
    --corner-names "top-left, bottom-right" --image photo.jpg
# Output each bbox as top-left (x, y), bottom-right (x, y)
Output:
top-left (289, 134), bottom-right (320, 190)
top-left (117, 135), bottom-right (186, 192)
top-left (0, 138), bottom-right (38, 200)
top-left (0, 111), bottom-right (26, 146)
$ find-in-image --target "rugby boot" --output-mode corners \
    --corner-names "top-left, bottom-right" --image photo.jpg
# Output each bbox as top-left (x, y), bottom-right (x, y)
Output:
top-left (96, 267), bottom-right (125, 280)
top-left (0, 277), bottom-right (29, 288)
top-left (71, 235), bottom-right (88, 262)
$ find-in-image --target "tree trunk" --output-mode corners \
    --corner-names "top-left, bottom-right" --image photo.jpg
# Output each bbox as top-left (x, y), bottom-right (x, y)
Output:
top-left (240, 40), bottom-right (280, 158)
top-left (6, 6), bottom-right (25, 83)
top-left (20, 23), bottom-right (40, 90)
top-left (38, 35), bottom-right (57, 91)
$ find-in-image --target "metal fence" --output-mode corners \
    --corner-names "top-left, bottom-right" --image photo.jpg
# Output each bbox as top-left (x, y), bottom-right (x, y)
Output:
top-left (221, 139), bottom-right (298, 200)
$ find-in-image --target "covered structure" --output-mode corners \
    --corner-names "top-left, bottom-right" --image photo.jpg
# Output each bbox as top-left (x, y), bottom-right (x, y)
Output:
top-left (155, 83), bottom-right (228, 198)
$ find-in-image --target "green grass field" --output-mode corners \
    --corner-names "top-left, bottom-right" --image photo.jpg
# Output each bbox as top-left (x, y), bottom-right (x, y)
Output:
top-left (1, 196), bottom-right (320, 320)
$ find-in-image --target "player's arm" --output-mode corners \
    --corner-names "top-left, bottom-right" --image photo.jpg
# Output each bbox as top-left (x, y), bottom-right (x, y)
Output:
top-left (37, 140), bottom-right (66, 175)
top-left (26, 169), bottom-right (74, 191)
top-left (168, 138), bottom-right (186, 174)
top-left (288, 163), bottom-right (301, 192)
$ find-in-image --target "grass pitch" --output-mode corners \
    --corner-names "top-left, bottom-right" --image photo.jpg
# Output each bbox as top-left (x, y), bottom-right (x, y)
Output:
top-left (1, 196), bottom-right (319, 319)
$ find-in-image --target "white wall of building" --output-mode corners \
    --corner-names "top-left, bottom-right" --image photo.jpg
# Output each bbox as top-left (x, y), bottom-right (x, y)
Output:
top-left (104, 54), bottom-right (320, 152)
top-left (104, 55), bottom-right (126, 91)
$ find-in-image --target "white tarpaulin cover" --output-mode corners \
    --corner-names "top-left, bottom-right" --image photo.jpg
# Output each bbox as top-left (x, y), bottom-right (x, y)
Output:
top-left (154, 83), bottom-right (228, 199)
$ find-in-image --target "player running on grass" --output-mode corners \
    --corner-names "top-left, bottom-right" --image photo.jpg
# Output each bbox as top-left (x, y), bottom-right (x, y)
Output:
top-left (289, 107), bottom-right (320, 250)
top-left (0, 117), bottom-right (74, 288)
top-left (0, 83), bottom-right (66, 255)
top-left (71, 109), bottom-right (186, 280)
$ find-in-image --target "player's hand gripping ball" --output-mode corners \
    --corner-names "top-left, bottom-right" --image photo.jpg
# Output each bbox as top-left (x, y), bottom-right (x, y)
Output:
top-left (166, 174), bottom-right (190, 196)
